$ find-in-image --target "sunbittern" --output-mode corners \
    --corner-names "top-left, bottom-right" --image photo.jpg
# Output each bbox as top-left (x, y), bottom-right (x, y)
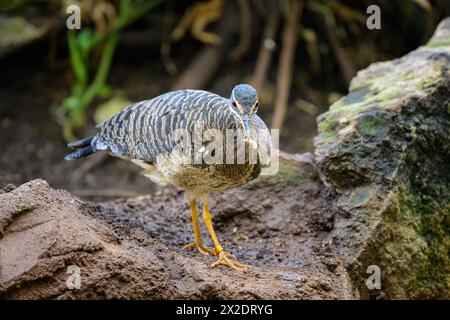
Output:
top-left (65, 84), bottom-right (271, 270)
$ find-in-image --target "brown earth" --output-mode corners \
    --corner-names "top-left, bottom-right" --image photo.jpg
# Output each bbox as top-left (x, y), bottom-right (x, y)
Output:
top-left (0, 154), bottom-right (356, 299)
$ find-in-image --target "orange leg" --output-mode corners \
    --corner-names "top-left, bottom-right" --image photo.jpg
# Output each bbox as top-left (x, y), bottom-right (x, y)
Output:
top-left (183, 198), bottom-right (214, 255)
top-left (202, 195), bottom-right (251, 270)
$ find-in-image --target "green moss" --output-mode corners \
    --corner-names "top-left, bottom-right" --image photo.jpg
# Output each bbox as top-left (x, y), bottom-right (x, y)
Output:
top-left (329, 86), bottom-right (401, 118)
top-left (420, 74), bottom-right (443, 91)
top-left (395, 187), bottom-right (450, 298)
top-left (256, 159), bottom-right (320, 192)
top-left (274, 161), bottom-right (304, 186)
top-left (385, 241), bottom-right (403, 255)
top-left (315, 23), bottom-right (450, 298)
top-left (425, 38), bottom-right (450, 48)
top-left (317, 112), bottom-right (339, 140)
top-left (359, 116), bottom-right (384, 136)
top-left (359, 185), bottom-right (450, 298)
top-left (399, 71), bottom-right (417, 82)
top-left (324, 151), bottom-right (373, 189)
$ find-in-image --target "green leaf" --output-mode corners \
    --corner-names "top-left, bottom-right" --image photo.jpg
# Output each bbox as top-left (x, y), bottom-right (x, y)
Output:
top-left (77, 28), bottom-right (93, 50)
top-left (98, 85), bottom-right (113, 98)
top-left (63, 96), bottom-right (80, 110)
top-left (67, 31), bottom-right (88, 86)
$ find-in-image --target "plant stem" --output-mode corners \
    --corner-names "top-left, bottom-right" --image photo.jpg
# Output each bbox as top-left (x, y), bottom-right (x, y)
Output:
top-left (74, 32), bottom-right (119, 125)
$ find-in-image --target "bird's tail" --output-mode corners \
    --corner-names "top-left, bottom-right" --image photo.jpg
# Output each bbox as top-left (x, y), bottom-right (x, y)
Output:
top-left (65, 136), bottom-right (96, 161)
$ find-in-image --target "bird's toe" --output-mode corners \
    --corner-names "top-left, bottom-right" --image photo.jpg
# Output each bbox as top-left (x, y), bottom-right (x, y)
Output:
top-left (182, 241), bottom-right (215, 255)
top-left (210, 251), bottom-right (251, 270)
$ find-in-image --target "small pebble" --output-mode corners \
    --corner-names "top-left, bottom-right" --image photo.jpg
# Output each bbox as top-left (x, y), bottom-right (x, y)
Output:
top-left (261, 199), bottom-right (273, 209)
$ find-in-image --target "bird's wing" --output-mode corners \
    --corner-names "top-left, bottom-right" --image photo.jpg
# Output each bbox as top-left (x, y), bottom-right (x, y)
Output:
top-left (250, 114), bottom-right (272, 167)
top-left (93, 90), bottom-right (234, 163)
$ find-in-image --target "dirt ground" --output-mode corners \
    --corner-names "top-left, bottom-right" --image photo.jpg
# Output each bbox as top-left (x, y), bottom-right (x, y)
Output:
top-left (1, 155), bottom-right (355, 299)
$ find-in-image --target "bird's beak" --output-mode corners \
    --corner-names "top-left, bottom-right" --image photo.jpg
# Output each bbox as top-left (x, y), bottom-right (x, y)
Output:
top-left (242, 115), bottom-right (251, 141)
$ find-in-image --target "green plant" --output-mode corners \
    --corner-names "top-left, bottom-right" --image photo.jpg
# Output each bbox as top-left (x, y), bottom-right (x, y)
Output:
top-left (60, 0), bottom-right (164, 141)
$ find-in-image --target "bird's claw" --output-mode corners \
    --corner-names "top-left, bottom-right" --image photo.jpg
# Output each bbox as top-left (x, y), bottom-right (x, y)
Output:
top-left (182, 241), bottom-right (215, 255)
top-left (210, 251), bottom-right (251, 270)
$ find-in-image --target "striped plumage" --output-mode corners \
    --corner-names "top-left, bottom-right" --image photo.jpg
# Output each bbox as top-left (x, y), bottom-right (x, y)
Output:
top-left (66, 84), bottom-right (271, 270)
top-left (67, 88), bottom-right (270, 193)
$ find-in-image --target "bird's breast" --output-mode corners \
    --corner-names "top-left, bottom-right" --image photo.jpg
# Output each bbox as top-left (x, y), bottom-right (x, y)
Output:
top-left (153, 153), bottom-right (260, 194)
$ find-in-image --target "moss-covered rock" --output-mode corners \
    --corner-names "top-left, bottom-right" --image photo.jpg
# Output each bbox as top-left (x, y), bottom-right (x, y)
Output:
top-left (314, 18), bottom-right (450, 298)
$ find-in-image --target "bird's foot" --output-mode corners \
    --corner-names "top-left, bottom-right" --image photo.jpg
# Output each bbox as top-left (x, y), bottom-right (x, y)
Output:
top-left (210, 250), bottom-right (251, 270)
top-left (182, 241), bottom-right (215, 255)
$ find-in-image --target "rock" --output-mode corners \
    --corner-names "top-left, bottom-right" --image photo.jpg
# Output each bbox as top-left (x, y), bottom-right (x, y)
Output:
top-left (0, 179), bottom-right (174, 299)
top-left (314, 18), bottom-right (450, 298)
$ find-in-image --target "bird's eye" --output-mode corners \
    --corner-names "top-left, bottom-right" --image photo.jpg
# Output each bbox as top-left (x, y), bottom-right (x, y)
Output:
top-left (232, 101), bottom-right (237, 108)
top-left (254, 102), bottom-right (259, 111)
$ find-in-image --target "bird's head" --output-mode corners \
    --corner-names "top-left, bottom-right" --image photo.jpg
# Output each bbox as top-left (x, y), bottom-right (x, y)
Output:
top-left (230, 84), bottom-right (259, 140)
